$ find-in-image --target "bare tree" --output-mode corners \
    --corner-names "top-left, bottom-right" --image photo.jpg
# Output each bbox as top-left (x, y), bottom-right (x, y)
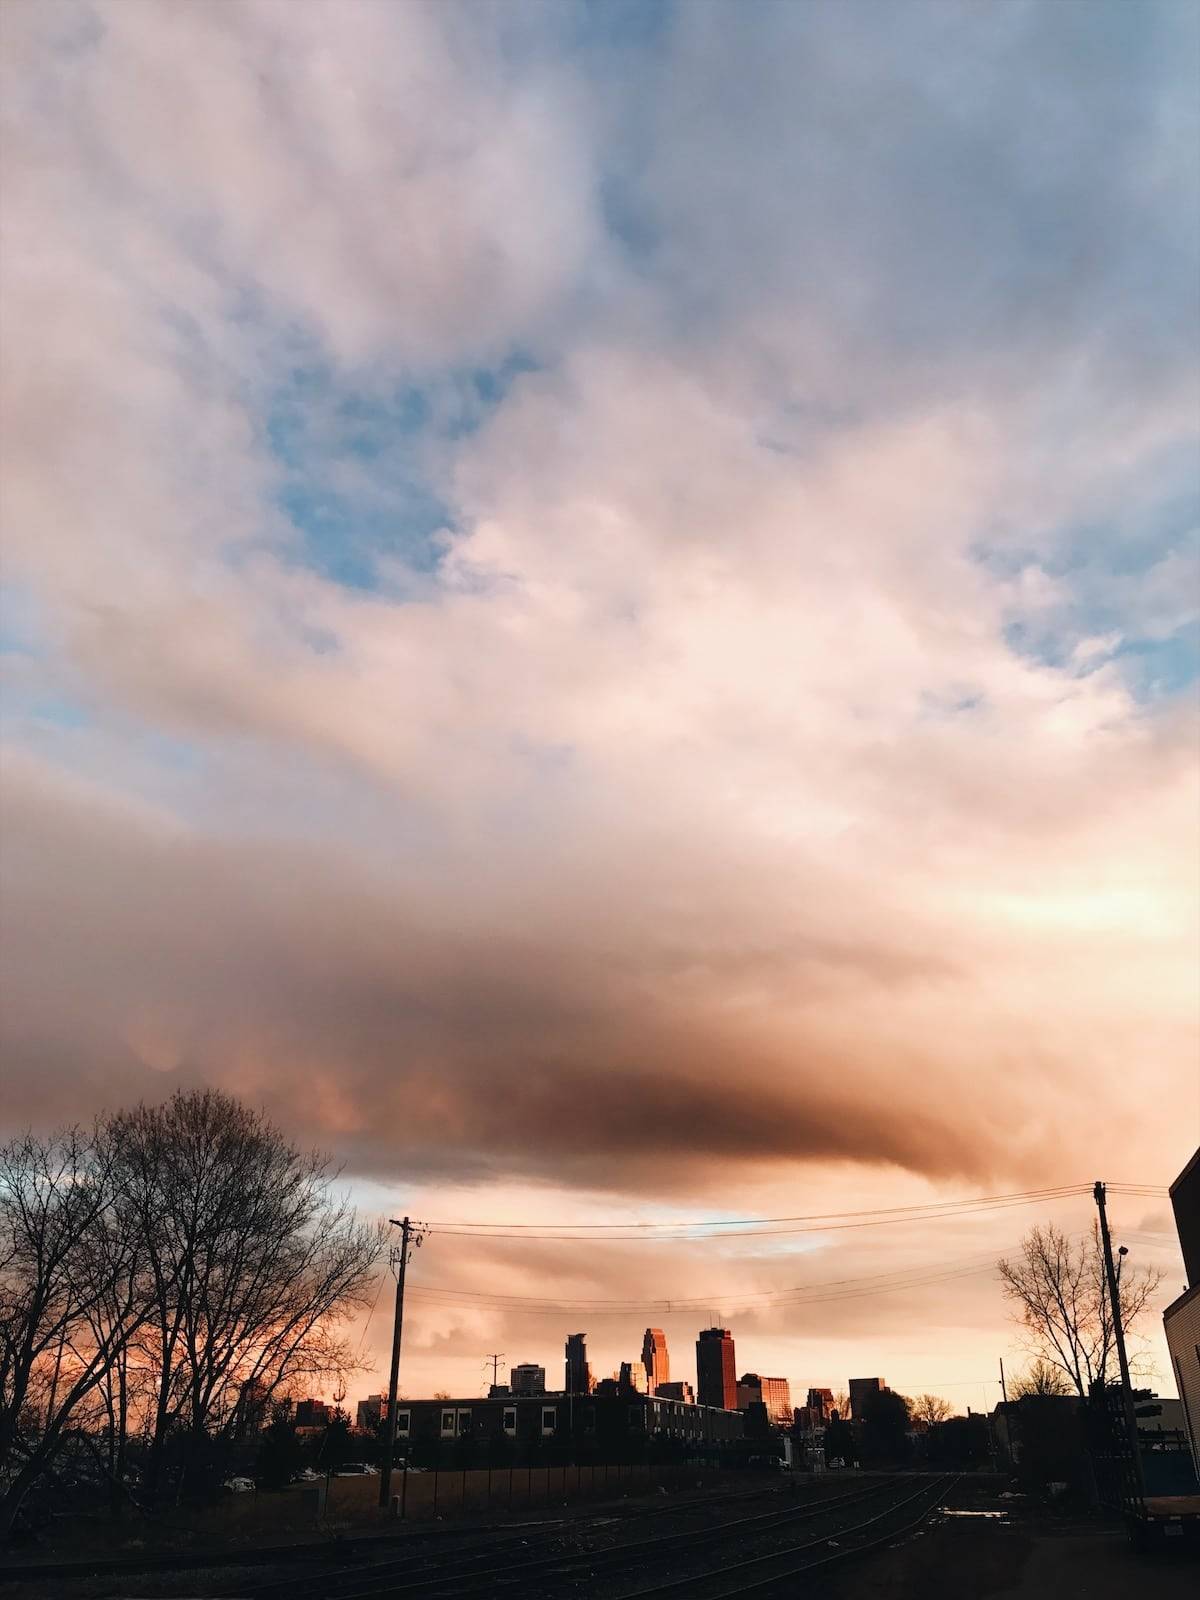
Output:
top-left (0, 1129), bottom-right (149, 1533)
top-left (998, 1223), bottom-right (1162, 1398)
top-left (106, 1090), bottom-right (384, 1501)
top-left (831, 1389), bottom-right (851, 1420)
top-left (911, 1393), bottom-right (953, 1425)
top-left (1009, 1357), bottom-right (1074, 1398)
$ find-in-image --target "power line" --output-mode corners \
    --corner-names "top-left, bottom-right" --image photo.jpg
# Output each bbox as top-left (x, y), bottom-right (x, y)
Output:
top-left (407, 1260), bottom-right (1002, 1317)
top-left (417, 1184), bottom-right (1092, 1238)
top-left (422, 1193), bottom-right (1093, 1242)
top-left (405, 1246), bottom-right (1002, 1308)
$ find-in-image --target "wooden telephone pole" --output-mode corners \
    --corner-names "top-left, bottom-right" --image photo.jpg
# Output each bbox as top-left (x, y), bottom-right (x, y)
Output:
top-left (379, 1216), bottom-right (425, 1509)
top-left (1093, 1181), bottom-right (1144, 1498)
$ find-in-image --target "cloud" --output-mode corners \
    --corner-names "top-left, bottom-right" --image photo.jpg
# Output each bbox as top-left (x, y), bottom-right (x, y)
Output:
top-left (0, 0), bottom-right (1196, 1230)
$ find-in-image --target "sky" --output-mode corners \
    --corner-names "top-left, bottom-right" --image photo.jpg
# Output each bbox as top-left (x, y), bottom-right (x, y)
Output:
top-left (1, 0), bottom-right (1197, 1408)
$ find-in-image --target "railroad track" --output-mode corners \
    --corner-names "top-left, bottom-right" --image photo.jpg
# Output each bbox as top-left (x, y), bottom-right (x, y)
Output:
top-left (298, 1475), bottom-right (912, 1600)
top-left (621, 1473), bottom-right (959, 1598)
top-left (241, 1478), bottom-right (876, 1600)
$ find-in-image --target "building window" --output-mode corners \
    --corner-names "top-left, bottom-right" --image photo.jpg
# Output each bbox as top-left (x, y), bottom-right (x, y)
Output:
top-left (503, 1407), bottom-right (517, 1434)
top-left (457, 1409), bottom-right (472, 1435)
top-left (440, 1410), bottom-right (455, 1437)
top-left (397, 1410), bottom-right (410, 1437)
top-left (541, 1406), bottom-right (556, 1435)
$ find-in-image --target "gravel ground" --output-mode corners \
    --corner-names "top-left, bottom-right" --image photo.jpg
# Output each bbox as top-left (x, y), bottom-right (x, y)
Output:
top-left (813, 1485), bottom-right (1200, 1598)
top-left (0, 1478), bottom-right (823, 1599)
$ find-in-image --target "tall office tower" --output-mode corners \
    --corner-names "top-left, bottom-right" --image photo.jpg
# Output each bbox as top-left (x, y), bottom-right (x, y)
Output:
top-left (848, 1377), bottom-right (886, 1418)
top-left (642, 1327), bottom-right (669, 1392)
top-left (565, 1333), bottom-right (592, 1395)
top-left (696, 1327), bottom-right (737, 1410)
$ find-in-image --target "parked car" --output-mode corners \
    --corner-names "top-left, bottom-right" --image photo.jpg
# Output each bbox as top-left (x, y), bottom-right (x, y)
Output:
top-left (291, 1468), bottom-right (320, 1483)
top-left (332, 1462), bottom-right (378, 1476)
top-left (747, 1455), bottom-right (786, 1472)
top-left (223, 1476), bottom-right (255, 1494)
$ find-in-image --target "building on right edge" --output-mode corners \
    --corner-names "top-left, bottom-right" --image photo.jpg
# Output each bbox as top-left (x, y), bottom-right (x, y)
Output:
top-left (1163, 1146), bottom-right (1200, 1478)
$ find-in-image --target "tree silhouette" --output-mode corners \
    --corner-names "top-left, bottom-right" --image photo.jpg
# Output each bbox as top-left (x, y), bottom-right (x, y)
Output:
top-left (107, 1090), bottom-right (383, 1501)
top-left (1010, 1358), bottom-right (1074, 1398)
top-left (0, 1090), bottom-right (384, 1527)
top-left (998, 1223), bottom-right (1162, 1397)
top-left (859, 1389), bottom-right (911, 1465)
top-left (911, 1393), bottom-right (953, 1426)
top-left (0, 1128), bottom-right (151, 1533)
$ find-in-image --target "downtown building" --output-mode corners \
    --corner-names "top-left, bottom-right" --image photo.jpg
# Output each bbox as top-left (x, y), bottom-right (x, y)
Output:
top-left (696, 1327), bottom-right (738, 1410)
top-left (736, 1373), bottom-right (793, 1426)
top-left (356, 1393), bottom-right (386, 1430)
top-left (510, 1363), bottom-right (547, 1396)
top-left (848, 1377), bottom-right (886, 1419)
top-left (806, 1388), bottom-right (835, 1420)
top-left (565, 1333), bottom-right (594, 1395)
top-left (643, 1327), bottom-right (670, 1392)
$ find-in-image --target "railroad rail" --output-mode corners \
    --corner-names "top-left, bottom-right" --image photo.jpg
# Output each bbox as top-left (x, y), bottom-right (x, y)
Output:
top-left (622, 1473), bottom-right (959, 1598)
top-left (243, 1477), bottom-right (863, 1600)
top-left (313, 1475), bottom-right (919, 1600)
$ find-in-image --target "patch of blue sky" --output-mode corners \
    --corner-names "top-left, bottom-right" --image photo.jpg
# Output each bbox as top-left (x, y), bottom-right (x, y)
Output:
top-left (0, 580), bottom-right (46, 657)
top-left (23, 696), bottom-right (93, 731)
top-left (264, 351), bottom-right (539, 593)
top-left (276, 479), bottom-right (450, 592)
top-left (1110, 621), bottom-right (1200, 699)
top-left (988, 458), bottom-right (1199, 700)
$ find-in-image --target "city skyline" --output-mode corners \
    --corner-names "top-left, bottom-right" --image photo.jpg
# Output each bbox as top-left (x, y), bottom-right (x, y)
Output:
top-left (1, 0), bottom-right (1196, 1423)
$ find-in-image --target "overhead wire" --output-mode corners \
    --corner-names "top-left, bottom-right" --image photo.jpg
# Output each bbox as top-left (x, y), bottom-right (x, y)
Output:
top-left (416, 1184), bottom-right (1100, 1241)
top-left (405, 1247), bottom-right (1003, 1309)
top-left (406, 1264), bottom-right (1000, 1317)
top-left (384, 1183), bottom-right (1172, 1319)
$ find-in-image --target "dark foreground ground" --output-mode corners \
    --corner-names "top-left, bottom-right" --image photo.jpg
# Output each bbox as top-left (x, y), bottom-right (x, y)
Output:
top-left (4, 1475), bottom-right (1198, 1599)
top-left (817, 1479), bottom-right (1200, 1599)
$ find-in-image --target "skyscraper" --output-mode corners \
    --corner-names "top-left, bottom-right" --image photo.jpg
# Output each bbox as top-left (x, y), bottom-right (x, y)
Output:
top-left (565, 1333), bottom-right (592, 1395)
top-left (848, 1377), bottom-right (886, 1418)
top-left (807, 1387), bottom-right (835, 1420)
top-left (736, 1373), bottom-right (793, 1425)
top-left (642, 1327), bottom-right (669, 1392)
top-left (696, 1327), bottom-right (737, 1410)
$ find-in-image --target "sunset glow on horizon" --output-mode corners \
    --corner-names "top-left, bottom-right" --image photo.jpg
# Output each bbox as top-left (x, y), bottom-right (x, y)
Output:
top-left (1, 0), bottom-right (1197, 1412)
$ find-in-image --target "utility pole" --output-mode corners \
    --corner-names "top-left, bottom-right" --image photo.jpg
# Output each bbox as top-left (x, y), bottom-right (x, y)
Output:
top-left (485, 1353), bottom-right (506, 1390)
top-left (1093, 1181), bottom-right (1143, 1497)
top-left (999, 1357), bottom-right (1008, 1407)
top-left (379, 1216), bottom-right (426, 1509)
